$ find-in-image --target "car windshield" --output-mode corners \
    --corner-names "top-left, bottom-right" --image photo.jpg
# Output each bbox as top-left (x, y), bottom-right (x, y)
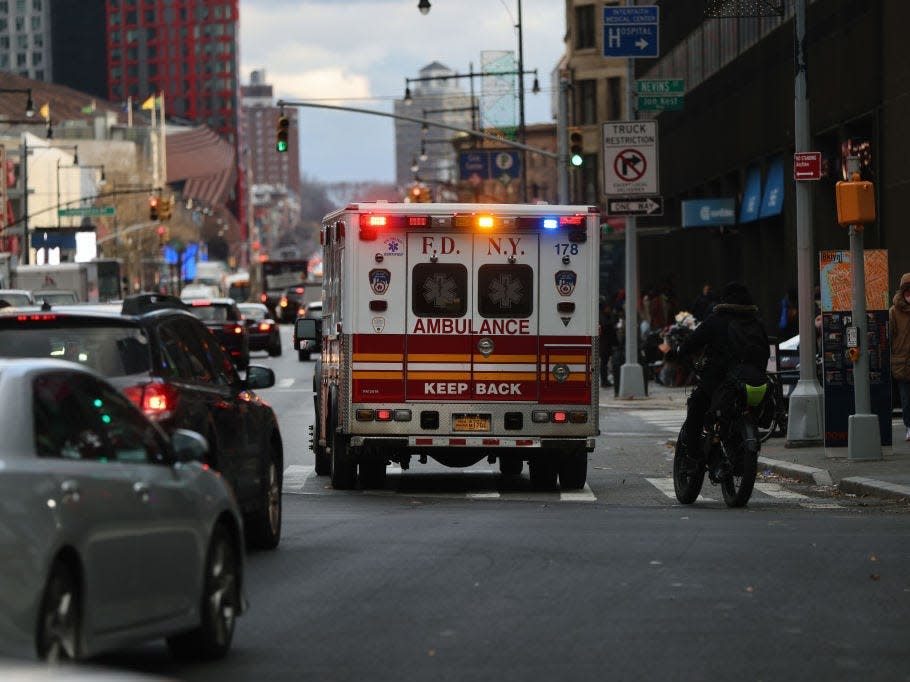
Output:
top-left (239, 305), bottom-right (266, 321)
top-left (0, 292), bottom-right (32, 306)
top-left (0, 323), bottom-right (150, 376)
top-left (187, 305), bottom-right (230, 322)
top-left (34, 292), bottom-right (77, 304)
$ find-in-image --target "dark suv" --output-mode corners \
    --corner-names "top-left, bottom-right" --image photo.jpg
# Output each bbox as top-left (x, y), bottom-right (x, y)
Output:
top-left (0, 293), bottom-right (284, 549)
top-left (277, 285), bottom-right (308, 323)
top-left (182, 297), bottom-right (250, 370)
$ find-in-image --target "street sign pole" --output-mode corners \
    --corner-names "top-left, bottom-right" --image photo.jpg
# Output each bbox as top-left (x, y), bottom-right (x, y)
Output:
top-left (619, 45), bottom-right (645, 399)
top-left (786, 0), bottom-right (824, 446)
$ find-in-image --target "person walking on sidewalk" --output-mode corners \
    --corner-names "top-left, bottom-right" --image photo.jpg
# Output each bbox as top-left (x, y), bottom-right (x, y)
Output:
top-left (888, 272), bottom-right (910, 441)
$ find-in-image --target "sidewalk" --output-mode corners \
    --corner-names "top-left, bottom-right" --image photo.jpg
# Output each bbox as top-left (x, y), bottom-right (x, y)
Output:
top-left (600, 381), bottom-right (910, 503)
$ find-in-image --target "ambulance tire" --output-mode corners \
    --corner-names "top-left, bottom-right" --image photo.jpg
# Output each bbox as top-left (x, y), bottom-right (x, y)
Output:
top-left (329, 402), bottom-right (356, 490)
top-left (558, 451), bottom-right (588, 490)
top-left (529, 454), bottom-right (558, 491)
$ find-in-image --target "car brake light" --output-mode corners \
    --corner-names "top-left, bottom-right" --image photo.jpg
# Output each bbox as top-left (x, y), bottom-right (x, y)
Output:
top-left (123, 383), bottom-right (179, 420)
top-left (280, 298), bottom-right (288, 307)
top-left (258, 322), bottom-right (271, 332)
top-left (224, 323), bottom-right (243, 335)
top-left (190, 300), bottom-right (211, 307)
top-left (260, 293), bottom-right (268, 303)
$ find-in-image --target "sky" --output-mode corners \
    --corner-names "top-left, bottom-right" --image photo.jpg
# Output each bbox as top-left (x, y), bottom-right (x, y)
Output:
top-left (240, 0), bottom-right (567, 184)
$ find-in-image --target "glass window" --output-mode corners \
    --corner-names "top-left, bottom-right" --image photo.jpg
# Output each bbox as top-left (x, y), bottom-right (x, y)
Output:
top-left (606, 76), bottom-right (622, 120)
top-left (574, 4), bottom-right (595, 49)
top-left (34, 372), bottom-right (107, 461)
top-left (91, 379), bottom-right (168, 464)
top-left (157, 320), bottom-right (196, 380)
top-left (412, 263), bottom-right (467, 318)
top-left (477, 264), bottom-right (533, 318)
top-left (172, 318), bottom-right (216, 383)
top-left (575, 79), bottom-right (597, 125)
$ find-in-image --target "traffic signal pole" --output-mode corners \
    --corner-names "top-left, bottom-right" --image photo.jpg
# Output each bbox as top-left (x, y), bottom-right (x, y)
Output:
top-left (276, 99), bottom-right (570, 203)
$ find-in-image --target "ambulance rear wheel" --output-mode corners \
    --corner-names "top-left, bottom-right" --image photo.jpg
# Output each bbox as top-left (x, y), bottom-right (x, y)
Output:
top-left (558, 451), bottom-right (588, 490)
top-left (529, 455), bottom-right (558, 491)
top-left (329, 409), bottom-right (356, 490)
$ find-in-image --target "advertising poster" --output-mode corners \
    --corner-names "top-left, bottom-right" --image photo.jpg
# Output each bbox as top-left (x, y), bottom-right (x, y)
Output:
top-left (818, 250), bottom-right (892, 447)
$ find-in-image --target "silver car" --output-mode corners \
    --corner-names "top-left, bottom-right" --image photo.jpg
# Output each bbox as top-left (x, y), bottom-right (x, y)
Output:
top-left (0, 358), bottom-right (246, 662)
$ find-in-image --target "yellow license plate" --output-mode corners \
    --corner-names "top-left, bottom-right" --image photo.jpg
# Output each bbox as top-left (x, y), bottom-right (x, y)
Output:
top-left (453, 414), bottom-right (491, 432)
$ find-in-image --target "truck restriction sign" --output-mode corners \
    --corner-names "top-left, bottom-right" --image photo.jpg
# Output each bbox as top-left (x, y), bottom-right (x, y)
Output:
top-left (603, 121), bottom-right (658, 196)
top-left (793, 151), bottom-right (822, 181)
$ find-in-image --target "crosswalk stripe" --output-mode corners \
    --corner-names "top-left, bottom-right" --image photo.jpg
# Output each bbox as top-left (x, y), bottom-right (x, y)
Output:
top-left (645, 476), bottom-right (711, 502)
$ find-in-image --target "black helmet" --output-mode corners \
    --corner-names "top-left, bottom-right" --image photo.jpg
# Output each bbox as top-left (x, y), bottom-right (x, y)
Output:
top-left (720, 281), bottom-right (753, 305)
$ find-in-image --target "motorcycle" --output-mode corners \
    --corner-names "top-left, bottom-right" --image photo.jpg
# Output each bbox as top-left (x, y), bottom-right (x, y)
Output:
top-left (672, 364), bottom-right (767, 508)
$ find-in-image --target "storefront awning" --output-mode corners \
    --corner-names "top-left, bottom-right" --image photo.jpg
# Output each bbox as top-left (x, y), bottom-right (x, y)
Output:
top-left (739, 165), bottom-right (762, 223)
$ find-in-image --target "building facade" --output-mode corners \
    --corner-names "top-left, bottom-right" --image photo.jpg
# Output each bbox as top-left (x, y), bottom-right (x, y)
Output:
top-left (563, 0), bottom-right (910, 330)
top-left (0, 0), bottom-right (52, 80)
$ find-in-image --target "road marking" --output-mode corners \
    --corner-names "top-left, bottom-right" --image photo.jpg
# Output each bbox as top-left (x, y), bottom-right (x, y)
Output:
top-left (646, 476), bottom-right (711, 503)
top-left (278, 378), bottom-right (295, 388)
top-left (283, 464), bottom-right (313, 492)
top-left (646, 476), bottom-right (841, 508)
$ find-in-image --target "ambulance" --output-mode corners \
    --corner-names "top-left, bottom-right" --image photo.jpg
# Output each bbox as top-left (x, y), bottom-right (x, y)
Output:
top-left (297, 202), bottom-right (601, 491)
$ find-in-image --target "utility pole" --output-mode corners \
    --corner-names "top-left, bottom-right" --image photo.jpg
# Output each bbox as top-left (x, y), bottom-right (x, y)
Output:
top-left (20, 135), bottom-right (29, 265)
top-left (786, 0), bottom-right (824, 446)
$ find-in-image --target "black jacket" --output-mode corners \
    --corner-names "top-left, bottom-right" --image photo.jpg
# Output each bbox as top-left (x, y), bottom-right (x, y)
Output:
top-left (680, 302), bottom-right (769, 386)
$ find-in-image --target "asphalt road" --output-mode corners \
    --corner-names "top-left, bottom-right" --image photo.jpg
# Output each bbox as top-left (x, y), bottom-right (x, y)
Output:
top-left (94, 326), bottom-right (910, 681)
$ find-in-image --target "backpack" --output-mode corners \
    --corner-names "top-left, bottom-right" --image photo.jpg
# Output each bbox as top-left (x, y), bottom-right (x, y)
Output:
top-left (727, 315), bottom-right (770, 373)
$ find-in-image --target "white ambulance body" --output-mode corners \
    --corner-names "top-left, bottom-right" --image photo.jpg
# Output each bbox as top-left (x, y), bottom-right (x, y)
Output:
top-left (310, 202), bottom-right (600, 490)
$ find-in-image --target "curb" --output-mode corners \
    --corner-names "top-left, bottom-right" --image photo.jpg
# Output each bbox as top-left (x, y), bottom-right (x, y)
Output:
top-left (759, 457), bottom-right (910, 502)
top-left (758, 456), bottom-right (833, 487)
top-left (838, 477), bottom-right (910, 502)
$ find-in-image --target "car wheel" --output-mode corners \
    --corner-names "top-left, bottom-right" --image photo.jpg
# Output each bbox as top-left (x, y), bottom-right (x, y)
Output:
top-left (167, 524), bottom-right (240, 661)
top-left (269, 336), bottom-right (282, 357)
top-left (330, 405), bottom-right (356, 490)
top-left (298, 349), bottom-right (310, 362)
top-left (247, 447), bottom-right (282, 550)
top-left (36, 559), bottom-right (81, 662)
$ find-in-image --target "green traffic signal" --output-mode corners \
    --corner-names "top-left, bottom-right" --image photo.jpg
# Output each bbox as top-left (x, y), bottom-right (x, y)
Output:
top-left (276, 115), bottom-right (290, 153)
top-left (569, 128), bottom-right (584, 168)
top-left (570, 152), bottom-right (584, 167)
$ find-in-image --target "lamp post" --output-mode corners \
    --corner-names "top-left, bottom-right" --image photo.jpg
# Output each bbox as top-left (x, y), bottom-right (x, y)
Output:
top-left (0, 87), bottom-right (35, 118)
top-left (416, 1), bottom-right (534, 201)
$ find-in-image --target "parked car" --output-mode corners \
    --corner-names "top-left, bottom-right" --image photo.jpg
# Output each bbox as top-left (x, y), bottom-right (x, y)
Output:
top-left (237, 302), bottom-right (282, 356)
top-left (0, 358), bottom-right (246, 662)
top-left (183, 298), bottom-right (251, 370)
top-left (277, 285), bottom-right (308, 323)
top-left (0, 293), bottom-right (283, 550)
top-left (295, 301), bottom-right (322, 361)
top-left (31, 289), bottom-right (79, 305)
top-left (0, 288), bottom-right (34, 307)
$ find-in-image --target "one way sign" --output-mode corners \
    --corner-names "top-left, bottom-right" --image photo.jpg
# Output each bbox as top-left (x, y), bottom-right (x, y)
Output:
top-left (607, 196), bottom-right (664, 217)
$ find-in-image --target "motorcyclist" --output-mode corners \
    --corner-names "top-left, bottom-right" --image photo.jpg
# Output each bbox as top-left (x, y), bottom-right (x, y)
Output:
top-left (677, 281), bottom-right (770, 467)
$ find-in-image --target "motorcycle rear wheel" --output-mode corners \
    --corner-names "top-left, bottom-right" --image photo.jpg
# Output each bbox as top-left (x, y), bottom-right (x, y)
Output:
top-left (673, 427), bottom-right (705, 504)
top-left (720, 445), bottom-right (758, 507)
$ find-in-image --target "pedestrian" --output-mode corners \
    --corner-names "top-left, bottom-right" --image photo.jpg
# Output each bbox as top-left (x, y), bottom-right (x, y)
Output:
top-left (690, 282), bottom-right (718, 323)
top-left (599, 299), bottom-right (617, 388)
top-left (778, 287), bottom-right (799, 339)
top-left (888, 273), bottom-right (910, 441)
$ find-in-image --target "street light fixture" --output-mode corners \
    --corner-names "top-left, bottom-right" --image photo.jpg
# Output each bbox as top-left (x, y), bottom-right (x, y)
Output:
top-left (416, 0), bottom-right (534, 201)
top-left (0, 87), bottom-right (35, 117)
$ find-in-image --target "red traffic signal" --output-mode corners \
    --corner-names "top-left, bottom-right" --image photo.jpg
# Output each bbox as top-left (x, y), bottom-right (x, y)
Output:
top-left (149, 195), bottom-right (160, 221)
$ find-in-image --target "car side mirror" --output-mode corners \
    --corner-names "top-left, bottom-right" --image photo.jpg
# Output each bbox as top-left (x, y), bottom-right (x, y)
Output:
top-left (294, 317), bottom-right (321, 349)
top-left (172, 428), bottom-right (208, 464)
top-left (245, 364), bottom-right (276, 390)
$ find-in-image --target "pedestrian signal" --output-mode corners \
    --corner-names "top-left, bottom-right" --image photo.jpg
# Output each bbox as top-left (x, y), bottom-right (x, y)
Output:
top-left (276, 115), bottom-right (290, 153)
top-left (569, 127), bottom-right (584, 167)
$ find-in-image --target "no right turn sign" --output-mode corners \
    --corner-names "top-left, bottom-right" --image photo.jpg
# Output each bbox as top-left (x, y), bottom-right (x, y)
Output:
top-left (603, 121), bottom-right (658, 196)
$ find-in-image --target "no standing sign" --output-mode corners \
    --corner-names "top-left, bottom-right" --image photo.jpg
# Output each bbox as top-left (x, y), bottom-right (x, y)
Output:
top-left (603, 121), bottom-right (659, 196)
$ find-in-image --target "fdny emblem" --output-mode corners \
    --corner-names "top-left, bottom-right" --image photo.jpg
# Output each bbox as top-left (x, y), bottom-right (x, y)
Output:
top-left (369, 269), bottom-right (391, 295)
top-left (383, 237), bottom-right (404, 256)
top-left (555, 270), bottom-right (577, 297)
top-left (371, 317), bottom-right (386, 333)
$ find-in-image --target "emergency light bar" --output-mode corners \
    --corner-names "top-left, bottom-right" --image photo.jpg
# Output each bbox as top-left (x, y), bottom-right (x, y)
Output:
top-left (358, 212), bottom-right (589, 240)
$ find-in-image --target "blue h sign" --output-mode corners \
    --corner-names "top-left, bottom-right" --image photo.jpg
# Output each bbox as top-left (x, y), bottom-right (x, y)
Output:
top-left (603, 6), bottom-right (659, 58)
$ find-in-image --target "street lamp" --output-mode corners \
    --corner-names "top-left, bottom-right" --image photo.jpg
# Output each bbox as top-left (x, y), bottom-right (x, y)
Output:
top-left (417, 0), bottom-right (533, 201)
top-left (0, 87), bottom-right (35, 117)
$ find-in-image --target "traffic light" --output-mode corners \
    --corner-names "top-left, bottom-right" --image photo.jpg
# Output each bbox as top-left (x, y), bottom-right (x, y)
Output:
top-left (158, 194), bottom-right (173, 221)
top-left (569, 127), bottom-right (584, 167)
top-left (276, 114), bottom-right (290, 153)
top-left (156, 225), bottom-right (167, 247)
top-left (149, 194), bottom-right (160, 221)
top-left (411, 186), bottom-right (423, 202)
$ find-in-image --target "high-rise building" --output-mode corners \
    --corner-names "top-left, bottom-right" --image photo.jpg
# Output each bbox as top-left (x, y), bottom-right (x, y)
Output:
top-left (0, 0), bottom-right (53, 80)
top-left (240, 70), bottom-right (300, 197)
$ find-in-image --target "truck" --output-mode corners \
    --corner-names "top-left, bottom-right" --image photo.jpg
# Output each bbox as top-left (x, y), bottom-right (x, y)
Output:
top-left (9, 259), bottom-right (122, 303)
top-left (252, 258), bottom-right (309, 317)
top-left (297, 202), bottom-right (600, 491)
